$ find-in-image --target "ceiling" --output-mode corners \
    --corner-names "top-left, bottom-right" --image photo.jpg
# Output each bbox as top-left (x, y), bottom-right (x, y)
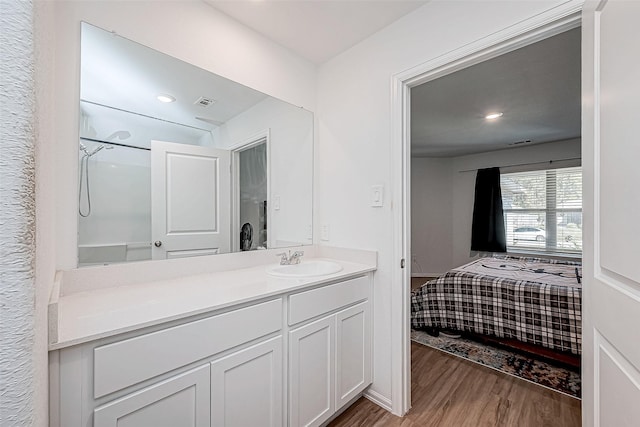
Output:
top-left (205, 0), bottom-right (428, 64)
top-left (80, 22), bottom-right (270, 147)
top-left (411, 27), bottom-right (581, 158)
top-left (82, 7), bottom-right (580, 156)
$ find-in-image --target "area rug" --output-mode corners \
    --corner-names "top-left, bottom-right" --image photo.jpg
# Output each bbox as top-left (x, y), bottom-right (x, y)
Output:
top-left (411, 329), bottom-right (581, 398)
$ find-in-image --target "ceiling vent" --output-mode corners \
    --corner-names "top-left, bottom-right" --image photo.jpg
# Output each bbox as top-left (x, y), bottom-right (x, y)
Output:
top-left (194, 96), bottom-right (216, 107)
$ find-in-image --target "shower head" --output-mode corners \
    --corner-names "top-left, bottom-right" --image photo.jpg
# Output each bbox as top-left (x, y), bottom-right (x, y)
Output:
top-left (79, 144), bottom-right (107, 157)
top-left (106, 130), bottom-right (131, 141)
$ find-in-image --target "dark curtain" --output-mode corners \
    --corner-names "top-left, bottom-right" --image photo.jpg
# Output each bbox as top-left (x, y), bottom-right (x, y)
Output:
top-left (471, 167), bottom-right (506, 252)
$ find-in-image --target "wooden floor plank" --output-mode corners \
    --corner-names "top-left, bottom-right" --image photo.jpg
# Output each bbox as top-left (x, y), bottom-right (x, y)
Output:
top-left (329, 342), bottom-right (581, 427)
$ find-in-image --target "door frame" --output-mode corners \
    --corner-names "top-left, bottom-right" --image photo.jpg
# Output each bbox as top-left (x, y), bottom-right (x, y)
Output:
top-left (229, 129), bottom-right (271, 252)
top-left (389, 2), bottom-right (583, 416)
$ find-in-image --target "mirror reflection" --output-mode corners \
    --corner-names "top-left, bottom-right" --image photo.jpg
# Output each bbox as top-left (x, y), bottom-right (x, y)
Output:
top-left (78, 23), bottom-right (313, 267)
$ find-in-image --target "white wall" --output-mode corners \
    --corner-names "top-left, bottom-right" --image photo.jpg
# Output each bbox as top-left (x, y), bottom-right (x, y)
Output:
top-left (410, 157), bottom-right (453, 276)
top-left (214, 97), bottom-right (314, 247)
top-left (410, 138), bottom-right (581, 276)
top-left (316, 0), bottom-right (573, 408)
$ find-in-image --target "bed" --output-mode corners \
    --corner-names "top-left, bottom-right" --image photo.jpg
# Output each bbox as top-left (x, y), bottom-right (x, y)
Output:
top-left (411, 255), bottom-right (582, 355)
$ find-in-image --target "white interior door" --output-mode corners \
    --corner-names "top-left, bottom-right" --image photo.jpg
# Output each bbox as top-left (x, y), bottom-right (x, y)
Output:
top-left (582, 2), bottom-right (640, 426)
top-left (151, 140), bottom-right (230, 259)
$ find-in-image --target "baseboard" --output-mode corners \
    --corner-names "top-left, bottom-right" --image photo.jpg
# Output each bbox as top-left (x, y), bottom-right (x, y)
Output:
top-left (411, 272), bottom-right (442, 278)
top-left (322, 393), bottom-right (364, 426)
top-left (363, 389), bottom-right (393, 412)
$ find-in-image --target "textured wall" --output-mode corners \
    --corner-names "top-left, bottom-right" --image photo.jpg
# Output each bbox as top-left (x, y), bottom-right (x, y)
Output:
top-left (0, 0), bottom-right (38, 425)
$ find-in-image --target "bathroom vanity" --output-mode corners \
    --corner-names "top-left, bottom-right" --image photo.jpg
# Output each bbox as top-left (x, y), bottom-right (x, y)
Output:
top-left (48, 246), bottom-right (376, 427)
top-left (51, 19), bottom-right (371, 427)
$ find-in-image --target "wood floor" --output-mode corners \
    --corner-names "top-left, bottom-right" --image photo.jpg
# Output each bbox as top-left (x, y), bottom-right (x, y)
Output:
top-left (329, 342), bottom-right (581, 427)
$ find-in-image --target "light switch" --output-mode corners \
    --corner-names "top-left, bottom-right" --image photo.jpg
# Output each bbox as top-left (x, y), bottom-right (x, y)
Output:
top-left (273, 195), bottom-right (281, 210)
top-left (371, 185), bottom-right (384, 207)
top-left (321, 224), bottom-right (330, 241)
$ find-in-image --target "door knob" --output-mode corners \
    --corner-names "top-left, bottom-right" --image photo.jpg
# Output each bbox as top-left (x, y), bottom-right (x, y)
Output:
top-left (154, 241), bottom-right (163, 247)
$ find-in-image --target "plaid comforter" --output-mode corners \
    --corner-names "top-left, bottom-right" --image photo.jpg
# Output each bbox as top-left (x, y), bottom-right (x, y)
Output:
top-left (411, 256), bottom-right (582, 355)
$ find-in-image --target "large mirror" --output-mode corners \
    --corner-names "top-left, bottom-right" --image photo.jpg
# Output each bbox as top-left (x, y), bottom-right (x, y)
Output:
top-left (78, 23), bottom-right (313, 266)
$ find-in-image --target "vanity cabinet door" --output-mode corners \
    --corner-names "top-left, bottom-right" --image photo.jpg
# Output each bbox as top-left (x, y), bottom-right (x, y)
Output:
top-left (211, 336), bottom-right (283, 427)
top-left (93, 364), bottom-right (210, 427)
top-left (289, 315), bottom-right (335, 427)
top-left (335, 302), bottom-right (371, 408)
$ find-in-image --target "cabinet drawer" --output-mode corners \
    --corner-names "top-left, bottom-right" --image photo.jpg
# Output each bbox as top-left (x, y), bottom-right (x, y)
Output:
top-left (288, 276), bottom-right (368, 325)
top-left (94, 299), bottom-right (282, 398)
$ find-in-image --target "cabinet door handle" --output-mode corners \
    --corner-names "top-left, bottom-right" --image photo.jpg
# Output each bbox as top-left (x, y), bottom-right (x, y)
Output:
top-left (154, 241), bottom-right (163, 247)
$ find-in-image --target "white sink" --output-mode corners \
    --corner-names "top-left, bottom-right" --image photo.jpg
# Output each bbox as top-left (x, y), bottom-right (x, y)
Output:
top-left (266, 260), bottom-right (343, 278)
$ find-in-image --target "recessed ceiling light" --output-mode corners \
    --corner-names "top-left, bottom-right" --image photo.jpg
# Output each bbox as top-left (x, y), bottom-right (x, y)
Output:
top-left (485, 112), bottom-right (503, 120)
top-left (157, 94), bottom-right (176, 103)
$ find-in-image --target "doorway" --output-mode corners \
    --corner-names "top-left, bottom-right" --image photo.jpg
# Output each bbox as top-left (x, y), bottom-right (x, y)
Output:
top-left (231, 131), bottom-right (271, 252)
top-left (238, 142), bottom-right (268, 251)
top-left (390, 8), bottom-right (583, 416)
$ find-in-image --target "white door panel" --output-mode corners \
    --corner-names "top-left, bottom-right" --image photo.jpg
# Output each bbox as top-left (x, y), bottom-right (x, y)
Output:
top-left (593, 280), bottom-right (640, 367)
top-left (151, 140), bottom-right (230, 259)
top-left (598, 0), bottom-right (640, 284)
top-left (166, 153), bottom-right (219, 233)
top-left (93, 365), bottom-right (210, 427)
top-left (211, 337), bottom-right (283, 427)
top-left (596, 332), bottom-right (640, 427)
top-left (583, 1), bottom-right (640, 426)
top-left (289, 315), bottom-right (335, 427)
top-left (335, 302), bottom-right (371, 408)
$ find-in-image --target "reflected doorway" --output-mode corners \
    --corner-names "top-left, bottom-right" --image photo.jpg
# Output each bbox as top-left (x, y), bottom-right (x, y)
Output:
top-left (232, 132), bottom-right (270, 252)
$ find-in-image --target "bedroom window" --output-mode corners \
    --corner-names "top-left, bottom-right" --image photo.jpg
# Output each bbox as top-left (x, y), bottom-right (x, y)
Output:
top-left (500, 166), bottom-right (582, 255)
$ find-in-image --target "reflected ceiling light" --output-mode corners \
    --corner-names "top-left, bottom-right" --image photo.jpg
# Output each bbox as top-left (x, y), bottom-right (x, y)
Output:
top-left (157, 94), bottom-right (176, 103)
top-left (485, 112), bottom-right (503, 120)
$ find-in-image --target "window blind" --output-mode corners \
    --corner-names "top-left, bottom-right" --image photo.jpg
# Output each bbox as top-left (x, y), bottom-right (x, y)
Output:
top-left (500, 166), bottom-right (582, 254)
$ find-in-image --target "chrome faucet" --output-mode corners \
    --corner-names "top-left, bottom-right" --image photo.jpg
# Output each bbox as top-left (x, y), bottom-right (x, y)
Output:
top-left (276, 250), bottom-right (304, 265)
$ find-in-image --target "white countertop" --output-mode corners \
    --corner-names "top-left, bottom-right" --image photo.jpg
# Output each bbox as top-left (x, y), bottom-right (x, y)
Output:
top-left (49, 248), bottom-right (376, 350)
